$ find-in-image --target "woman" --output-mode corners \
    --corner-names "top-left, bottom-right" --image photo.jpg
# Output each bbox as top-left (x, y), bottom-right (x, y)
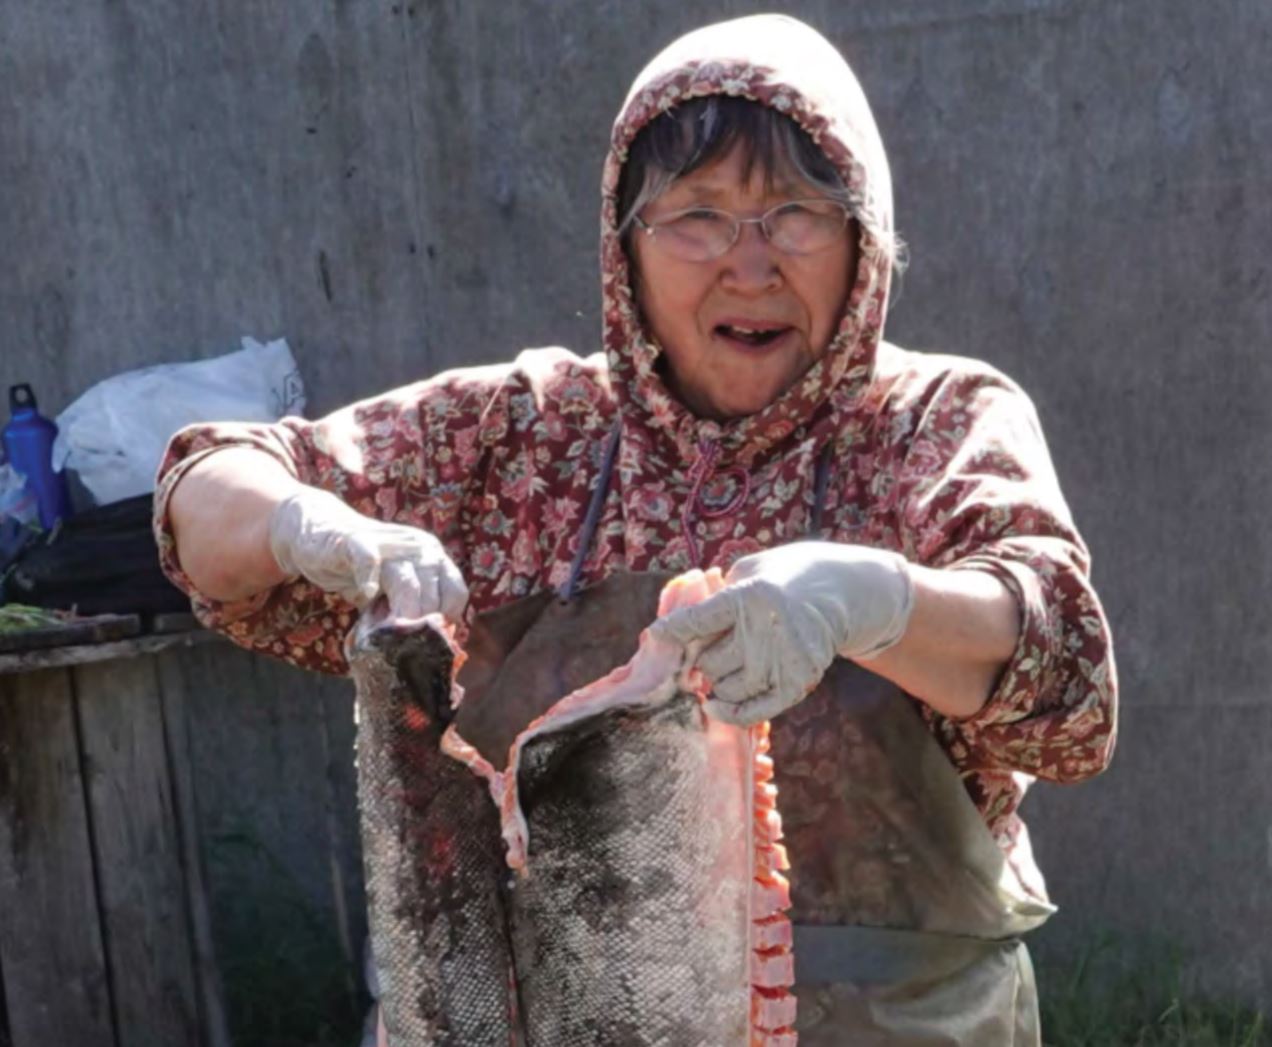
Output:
top-left (159, 14), bottom-right (1115, 1043)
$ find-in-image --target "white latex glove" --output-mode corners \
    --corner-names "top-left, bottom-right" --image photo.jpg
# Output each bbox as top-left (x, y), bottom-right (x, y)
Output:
top-left (651, 542), bottom-right (914, 725)
top-left (268, 486), bottom-right (468, 620)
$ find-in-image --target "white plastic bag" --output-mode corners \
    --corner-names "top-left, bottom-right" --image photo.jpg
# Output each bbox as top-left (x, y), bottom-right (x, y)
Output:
top-left (53, 336), bottom-right (307, 506)
top-left (0, 463), bottom-right (39, 527)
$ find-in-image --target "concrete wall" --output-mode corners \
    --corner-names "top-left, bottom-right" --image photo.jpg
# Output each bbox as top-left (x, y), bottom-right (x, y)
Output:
top-left (4, 0), bottom-right (1271, 1015)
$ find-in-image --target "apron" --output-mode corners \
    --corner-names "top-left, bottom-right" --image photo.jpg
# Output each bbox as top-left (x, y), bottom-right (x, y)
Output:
top-left (373, 422), bottom-right (1054, 1045)
top-left (771, 659), bottom-right (1053, 1045)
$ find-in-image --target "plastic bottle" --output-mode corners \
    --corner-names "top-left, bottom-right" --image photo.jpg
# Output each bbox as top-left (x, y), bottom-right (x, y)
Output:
top-left (2, 384), bottom-right (72, 530)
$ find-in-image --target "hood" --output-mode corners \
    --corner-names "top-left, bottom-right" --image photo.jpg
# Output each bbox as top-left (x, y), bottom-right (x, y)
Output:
top-left (600, 15), bottom-right (895, 465)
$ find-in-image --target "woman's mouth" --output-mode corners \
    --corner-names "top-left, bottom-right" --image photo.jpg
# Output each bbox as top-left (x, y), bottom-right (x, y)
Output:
top-left (713, 323), bottom-right (793, 349)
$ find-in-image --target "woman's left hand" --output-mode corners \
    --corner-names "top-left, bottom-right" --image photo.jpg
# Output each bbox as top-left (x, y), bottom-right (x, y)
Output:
top-left (650, 542), bottom-right (914, 725)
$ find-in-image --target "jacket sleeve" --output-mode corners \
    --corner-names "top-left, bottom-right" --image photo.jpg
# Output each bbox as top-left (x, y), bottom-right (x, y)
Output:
top-left (889, 364), bottom-right (1117, 783)
top-left (153, 370), bottom-right (505, 675)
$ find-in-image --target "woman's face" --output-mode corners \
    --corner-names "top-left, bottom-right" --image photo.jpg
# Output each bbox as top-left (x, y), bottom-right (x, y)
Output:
top-left (631, 142), bottom-right (858, 421)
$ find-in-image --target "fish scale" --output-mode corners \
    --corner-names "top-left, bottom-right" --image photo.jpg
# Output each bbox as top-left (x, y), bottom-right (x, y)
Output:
top-left (348, 571), bottom-right (797, 1046)
top-left (508, 697), bottom-right (752, 1045)
top-left (348, 621), bottom-right (519, 1045)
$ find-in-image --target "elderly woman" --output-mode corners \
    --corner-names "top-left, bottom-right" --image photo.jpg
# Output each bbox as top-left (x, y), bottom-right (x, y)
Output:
top-left (158, 14), bottom-right (1115, 1045)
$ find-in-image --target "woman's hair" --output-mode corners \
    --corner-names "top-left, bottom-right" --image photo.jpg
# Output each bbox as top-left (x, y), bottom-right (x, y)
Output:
top-left (616, 95), bottom-right (908, 288)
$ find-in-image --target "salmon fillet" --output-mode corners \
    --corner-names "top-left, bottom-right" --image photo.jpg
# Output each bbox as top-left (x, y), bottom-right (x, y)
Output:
top-left (348, 569), bottom-right (797, 1045)
top-left (347, 614), bottom-right (519, 1044)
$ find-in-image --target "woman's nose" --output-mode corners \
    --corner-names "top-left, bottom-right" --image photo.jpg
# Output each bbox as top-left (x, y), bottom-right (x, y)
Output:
top-left (719, 222), bottom-right (782, 293)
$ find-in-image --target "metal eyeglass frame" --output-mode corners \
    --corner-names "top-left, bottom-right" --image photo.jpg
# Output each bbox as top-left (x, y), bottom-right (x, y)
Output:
top-left (630, 198), bottom-right (851, 260)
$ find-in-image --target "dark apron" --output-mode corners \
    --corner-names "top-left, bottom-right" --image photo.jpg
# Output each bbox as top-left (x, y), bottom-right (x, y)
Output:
top-left (375, 423), bottom-right (1053, 1045)
top-left (772, 659), bottom-right (1052, 1044)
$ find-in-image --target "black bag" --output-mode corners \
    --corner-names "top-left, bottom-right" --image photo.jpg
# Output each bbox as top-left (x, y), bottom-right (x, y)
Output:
top-left (2, 494), bottom-right (190, 616)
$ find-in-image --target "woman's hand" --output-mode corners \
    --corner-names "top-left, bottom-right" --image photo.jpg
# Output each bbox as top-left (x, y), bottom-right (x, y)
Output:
top-left (268, 486), bottom-right (469, 621)
top-left (650, 542), bottom-right (914, 724)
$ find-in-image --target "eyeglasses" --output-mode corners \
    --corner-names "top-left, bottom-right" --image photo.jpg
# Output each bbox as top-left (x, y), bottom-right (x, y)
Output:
top-left (632, 199), bottom-right (851, 262)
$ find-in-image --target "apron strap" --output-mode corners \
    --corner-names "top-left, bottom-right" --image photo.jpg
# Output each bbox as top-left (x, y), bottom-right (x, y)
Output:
top-left (807, 441), bottom-right (834, 540)
top-left (557, 417), bottom-right (623, 602)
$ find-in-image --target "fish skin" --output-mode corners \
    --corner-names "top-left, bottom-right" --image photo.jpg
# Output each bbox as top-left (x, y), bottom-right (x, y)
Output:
top-left (348, 571), bottom-right (796, 1045)
top-left (508, 694), bottom-right (753, 1046)
top-left (348, 616), bottom-right (518, 1046)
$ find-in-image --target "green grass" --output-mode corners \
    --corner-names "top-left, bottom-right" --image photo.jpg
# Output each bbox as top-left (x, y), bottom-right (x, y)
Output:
top-left (1040, 935), bottom-right (1267, 1046)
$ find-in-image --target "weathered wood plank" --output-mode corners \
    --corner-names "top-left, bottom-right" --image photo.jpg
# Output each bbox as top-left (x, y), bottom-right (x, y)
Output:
top-left (151, 613), bottom-right (201, 635)
top-left (0, 668), bottom-right (116, 1047)
top-left (73, 657), bottom-right (200, 1047)
top-left (0, 615), bottom-right (140, 656)
top-left (0, 630), bottom-right (219, 675)
top-left (172, 643), bottom-right (365, 1042)
top-left (153, 651), bottom-right (232, 1047)
top-left (315, 672), bottom-right (362, 999)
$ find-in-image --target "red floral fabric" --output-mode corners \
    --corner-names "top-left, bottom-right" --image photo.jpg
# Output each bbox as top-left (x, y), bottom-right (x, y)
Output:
top-left (154, 16), bottom-right (1115, 880)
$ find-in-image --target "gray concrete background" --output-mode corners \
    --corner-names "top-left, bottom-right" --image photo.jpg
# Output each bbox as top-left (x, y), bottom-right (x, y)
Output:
top-left (3, 0), bottom-right (1271, 1017)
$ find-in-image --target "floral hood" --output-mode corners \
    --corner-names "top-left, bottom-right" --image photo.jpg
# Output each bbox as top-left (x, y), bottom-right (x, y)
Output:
top-left (154, 17), bottom-right (1115, 883)
top-left (600, 14), bottom-right (896, 465)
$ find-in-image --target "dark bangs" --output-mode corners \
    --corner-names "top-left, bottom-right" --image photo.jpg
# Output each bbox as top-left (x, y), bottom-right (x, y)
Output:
top-left (616, 95), bottom-right (845, 235)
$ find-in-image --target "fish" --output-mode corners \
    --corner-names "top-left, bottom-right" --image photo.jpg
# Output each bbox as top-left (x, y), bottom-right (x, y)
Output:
top-left (348, 569), bottom-right (797, 1045)
top-left (347, 613), bottom-right (519, 1045)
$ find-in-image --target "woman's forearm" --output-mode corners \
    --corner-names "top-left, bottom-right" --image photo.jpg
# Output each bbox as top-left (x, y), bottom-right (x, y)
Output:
top-left (859, 565), bottom-right (1021, 720)
top-left (167, 448), bottom-right (302, 602)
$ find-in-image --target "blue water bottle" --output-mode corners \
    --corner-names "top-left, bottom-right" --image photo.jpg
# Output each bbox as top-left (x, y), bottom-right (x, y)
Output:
top-left (3, 384), bottom-right (72, 530)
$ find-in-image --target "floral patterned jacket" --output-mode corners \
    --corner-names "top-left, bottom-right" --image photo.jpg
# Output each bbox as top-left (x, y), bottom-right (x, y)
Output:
top-left (155, 15), bottom-right (1115, 886)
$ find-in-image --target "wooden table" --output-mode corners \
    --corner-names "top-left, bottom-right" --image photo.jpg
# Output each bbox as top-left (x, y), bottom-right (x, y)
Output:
top-left (0, 616), bottom-right (232, 1047)
top-left (0, 613), bottom-right (368, 1047)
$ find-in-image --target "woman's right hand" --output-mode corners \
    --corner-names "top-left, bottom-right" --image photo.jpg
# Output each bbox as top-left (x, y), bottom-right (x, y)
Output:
top-left (268, 486), bottom-right (469, 621)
